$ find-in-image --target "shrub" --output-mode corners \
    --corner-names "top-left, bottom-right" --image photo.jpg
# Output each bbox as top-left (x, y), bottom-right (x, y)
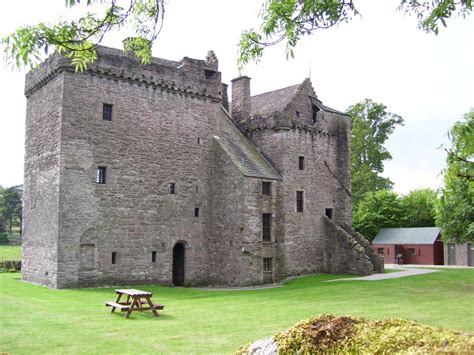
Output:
top-left (0, 260), bottom-right (21, 272)
top-left (0, 232), bottom-right (8, 245)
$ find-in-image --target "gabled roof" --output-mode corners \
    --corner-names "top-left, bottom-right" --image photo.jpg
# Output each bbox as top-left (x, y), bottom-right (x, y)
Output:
top-left (250, 84), bottom-right (300, 116)
top-left (250, 80), bottom-right (349, 117)
top-left (373, 227), bottom-right (441, 245)
top-left (214, 106), bottom-right (282, 180)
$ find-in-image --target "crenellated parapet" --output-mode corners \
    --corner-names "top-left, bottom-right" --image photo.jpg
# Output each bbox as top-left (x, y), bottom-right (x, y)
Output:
top-left (25, 46), bottom-right (224, 103)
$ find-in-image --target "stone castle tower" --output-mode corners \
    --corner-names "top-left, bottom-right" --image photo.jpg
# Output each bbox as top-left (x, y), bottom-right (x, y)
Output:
top-left (22, 46), bottom-right (383, 288)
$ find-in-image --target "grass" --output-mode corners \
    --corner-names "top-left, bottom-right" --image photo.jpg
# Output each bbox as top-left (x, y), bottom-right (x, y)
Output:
top-left (0, 245), bottom-right (21, 260)
top-left (0, 269), bottom-right (473, 354)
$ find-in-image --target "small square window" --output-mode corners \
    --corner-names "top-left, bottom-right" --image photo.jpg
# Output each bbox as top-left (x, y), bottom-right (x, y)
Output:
top-left (96, 166), bottom-right (107, 184)
top-left (295, 111), bottom-right (300, 118)
top-left (262, 213), bottom-right (272, 241)
top-left (296, 191), bottom-right (304, 212)
top-left (263, 257), bottom-right (272, 272)
top-left (298, 156), bottom-right (305, 170)
top-left (195, 207), bottom-right (200, 217)
top-left (377, 248), bottom-right (384, 255)
top-left (325, 208), bottom-right (333, 219)
top-left (112, 252), bottom-right (117, 264)
top-left (102, 103), bottom-right (113, 121)
top-left (152, 251), bottom-right (157, 263)
top-left (407, 248), bottom-right (416, 256)
top-left (197, 137), bottom-right (202, 144)
top-left (262, 181), bottom-right (271, 196)
top-left (170, 183), bottom-right (176, 194)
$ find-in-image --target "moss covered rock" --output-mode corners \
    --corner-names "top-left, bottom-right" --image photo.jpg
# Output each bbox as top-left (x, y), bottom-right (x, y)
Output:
top-left (236, 314), bottom-right (473, 354)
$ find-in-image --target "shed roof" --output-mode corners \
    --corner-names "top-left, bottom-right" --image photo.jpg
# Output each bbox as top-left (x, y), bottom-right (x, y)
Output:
top-left (373, 227), bottom-right (441, 245)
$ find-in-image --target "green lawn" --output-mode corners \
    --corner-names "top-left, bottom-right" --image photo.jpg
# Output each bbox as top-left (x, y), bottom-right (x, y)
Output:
top-left (0, 269), bottom-right (473, 354)
top-left (0, 245), bottom-right (21, 260)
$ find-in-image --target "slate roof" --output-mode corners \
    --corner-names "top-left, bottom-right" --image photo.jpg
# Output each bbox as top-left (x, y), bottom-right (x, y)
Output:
top-left (250, 81), bottom-right (349, 117)
top-left (214, 106), bottom-right (282, 180)
top-left (250, 84), bottom-right (299, 116)
top-left (373, 227), bottom-right (441, 245)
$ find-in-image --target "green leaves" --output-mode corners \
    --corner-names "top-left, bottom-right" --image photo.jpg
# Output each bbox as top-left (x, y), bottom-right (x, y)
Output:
top-left (1, 0), bottom-right (165, 71)
top-left (123, 37), bottom-right (153, 65)
top-left (353, 190), bottom-right (407, 241)
top-left (0, 185), bottom-right (22, 235)
top-left (400, 188), bottom-right (437, 227)
top-left (399, 0), bottom-right (473, 35)
top-left (238, 0), bottom-right (472, 67)
top-left (238, 0), bottom-right (358, 67)
top-left (435, 110), bottom-right (474, 243)
top-left (346, 99), bottom-right (404, 208)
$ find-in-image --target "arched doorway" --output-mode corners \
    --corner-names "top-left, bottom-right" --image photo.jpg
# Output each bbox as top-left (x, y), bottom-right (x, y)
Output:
top-left (172, 243), bottom-right (185, 286)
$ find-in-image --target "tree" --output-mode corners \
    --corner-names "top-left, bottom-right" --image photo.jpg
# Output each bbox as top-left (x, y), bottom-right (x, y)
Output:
top-left (346, 99), bottom-right (404, 208)
top-left (1, 0), bottom-right (472, 70)
top-left (1, 185), bottom-right (22, 235)
top-left (353, 189), bottom-right (407, 241)
top-left (0, 186), bottom-right (5, 233)
top-left (400, 188), bottom-right (437, 227)
top-left (435, 110), bottom-right (474, 243)
top-left (238, 0), bottom-right (473, 66)
top-left (2, 0), bottom-right (165, 71)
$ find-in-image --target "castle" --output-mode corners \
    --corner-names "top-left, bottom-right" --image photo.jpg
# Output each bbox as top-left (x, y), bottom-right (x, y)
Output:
top-left (22, 46), bottom-right (383, 288)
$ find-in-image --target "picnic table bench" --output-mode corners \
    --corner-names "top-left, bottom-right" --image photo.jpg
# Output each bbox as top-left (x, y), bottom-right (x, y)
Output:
top-left (105, 289), bottom-right (164, 318)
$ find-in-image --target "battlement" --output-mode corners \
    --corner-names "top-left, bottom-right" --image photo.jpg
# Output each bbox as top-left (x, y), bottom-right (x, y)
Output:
top-left (25, 46), bottom-right (223, 102)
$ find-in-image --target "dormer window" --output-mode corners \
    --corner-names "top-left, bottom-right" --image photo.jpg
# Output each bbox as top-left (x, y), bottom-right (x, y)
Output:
top-left (312, 105), bottom-right (320, 124)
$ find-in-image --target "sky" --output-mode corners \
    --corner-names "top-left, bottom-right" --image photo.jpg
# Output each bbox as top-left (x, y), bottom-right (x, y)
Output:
top-left (0, 0), bottom-right (473, 194)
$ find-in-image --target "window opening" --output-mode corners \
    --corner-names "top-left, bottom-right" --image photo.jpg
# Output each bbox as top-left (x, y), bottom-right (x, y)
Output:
top-left (298, 156), bottom-right (305, 170)
top-left (262, 181), bottom-right (272, 196)
top-left (112, 252), bottom-right (117, 264)
top-left (263, 257), bottom-right (273, 272)
top-left (102, 103), bottom-right (113, 121)
top-left (152, 251), bottom-right (157, 263)
top-left (407, 248), bottom-right (416, 256)
top-left (377, 248), bottom-right (384, 255)
top-left (262, 213), bottom-right (272, 241)
top-left (325, 208), bottom-right (333, 219)
top-left (170, 183), bottom-right (176, 194)
top-left (312, 105), bottom-right (320, 124)
top-left (195, 207), bottom-right (200, 217)
top-left (96, 166), bottom-right (107, 184)
top-left (296, 191), bottom-right (304, 212)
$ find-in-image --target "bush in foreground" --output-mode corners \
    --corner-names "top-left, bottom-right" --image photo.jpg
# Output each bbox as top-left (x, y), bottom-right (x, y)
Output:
top-left (237, 314), bottom-right (473, 354)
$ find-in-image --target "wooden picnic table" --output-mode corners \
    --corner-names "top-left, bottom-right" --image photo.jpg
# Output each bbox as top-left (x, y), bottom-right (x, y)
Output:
top-left (105, 289), bottom-right (164, 318)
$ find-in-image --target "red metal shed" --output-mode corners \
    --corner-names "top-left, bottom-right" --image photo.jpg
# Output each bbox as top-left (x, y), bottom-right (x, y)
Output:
top-left (372, 227), bottom-right (444, 265)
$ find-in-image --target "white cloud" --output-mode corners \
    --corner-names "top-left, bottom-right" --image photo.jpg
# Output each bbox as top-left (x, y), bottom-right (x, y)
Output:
top-left (0, 0), bottom-right (473, 191)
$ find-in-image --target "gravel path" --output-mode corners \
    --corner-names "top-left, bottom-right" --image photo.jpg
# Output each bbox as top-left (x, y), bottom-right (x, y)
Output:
top-left (326, 267), bottom-right (441, 282)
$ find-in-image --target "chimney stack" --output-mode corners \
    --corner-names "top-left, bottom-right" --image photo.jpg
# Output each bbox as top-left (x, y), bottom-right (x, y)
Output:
top-left (231, 76), bottom-right (251, 125)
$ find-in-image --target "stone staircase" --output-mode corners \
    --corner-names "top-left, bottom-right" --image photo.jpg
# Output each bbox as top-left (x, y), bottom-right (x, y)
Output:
top-left (322, 216), bottom-right (384, 274)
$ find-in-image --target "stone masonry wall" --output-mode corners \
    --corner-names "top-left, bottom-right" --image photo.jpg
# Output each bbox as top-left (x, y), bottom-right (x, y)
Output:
top-left (246, 80), bottom-right (357, 278)
top-left (444, 243), bottom-right (472, 266)
top-left (22, 72), bottom-right (65, 288)
top-left (50, 48), bottom-right (224, 287)
top-left (23, 46), bottom-right (373, 288)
